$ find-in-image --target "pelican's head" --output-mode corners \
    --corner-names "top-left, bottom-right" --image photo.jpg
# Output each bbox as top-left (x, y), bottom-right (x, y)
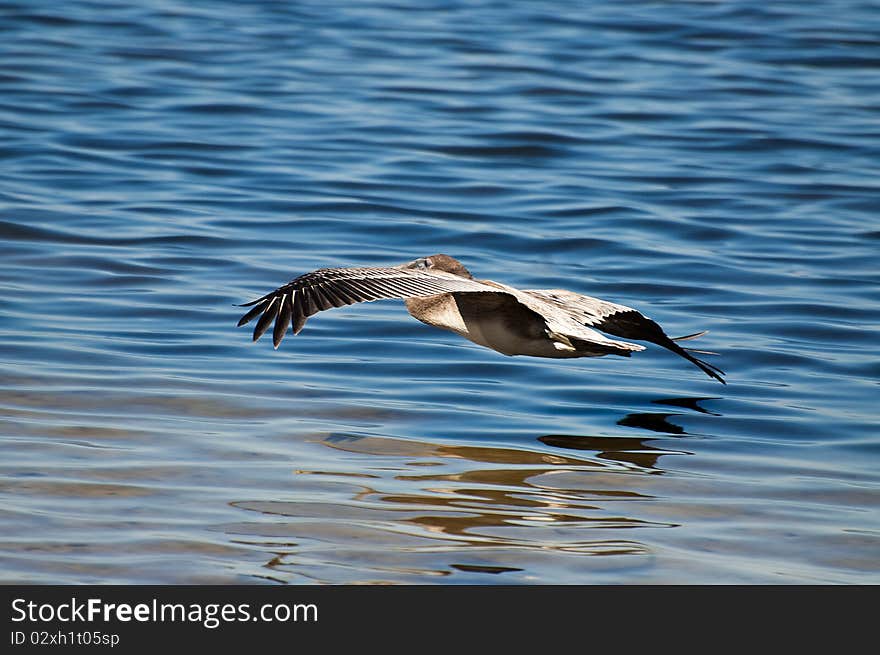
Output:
top-left (403, 254), bottom-right (473, 279)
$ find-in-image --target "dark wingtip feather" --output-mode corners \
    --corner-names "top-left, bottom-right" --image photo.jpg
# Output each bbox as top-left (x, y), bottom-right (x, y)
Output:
top-left (669, 330), bottom-right (726, 383)
top-left (667, 338), bottom-right (725, 384)
top-left (683, 347), bottom-right (719, 356)
top-left (672, 330), bottom-right (708, 342)
top-left (291, 291), bottom-right (307, 335)
top-left (689, 352), bottom-right (726, 384)
top-left (252, 296), bottom-right (279, 342)
top-left (237, 301), bottom-right (267, 327)
top-left (273, 294), bottom-right (292, 349)
top-left (595, 311), bottom-right (726, 384)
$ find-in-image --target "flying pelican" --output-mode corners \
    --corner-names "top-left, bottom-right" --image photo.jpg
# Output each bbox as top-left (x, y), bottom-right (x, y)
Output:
top-left (237, 254), bottom-right (725, 383)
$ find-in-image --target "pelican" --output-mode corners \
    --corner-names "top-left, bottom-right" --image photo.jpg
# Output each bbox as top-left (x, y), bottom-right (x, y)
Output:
top-left (237, 254), bottom-right (725, 383)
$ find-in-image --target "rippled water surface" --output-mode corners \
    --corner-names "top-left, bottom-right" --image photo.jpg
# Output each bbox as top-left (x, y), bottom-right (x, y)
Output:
top-left (1, 0), bottom-right (879, 584)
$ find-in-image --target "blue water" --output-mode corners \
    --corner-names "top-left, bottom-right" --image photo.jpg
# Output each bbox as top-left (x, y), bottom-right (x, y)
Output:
top-left (1, 0), bottom-right (878, 584)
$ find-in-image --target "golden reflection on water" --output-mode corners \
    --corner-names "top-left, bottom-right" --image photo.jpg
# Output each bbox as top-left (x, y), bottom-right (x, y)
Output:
top-left (225, 405), bottom-right (698, 583)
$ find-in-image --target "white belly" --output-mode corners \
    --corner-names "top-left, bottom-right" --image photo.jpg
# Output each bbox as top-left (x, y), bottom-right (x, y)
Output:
top-left (406, 296), bottom-right (578, 358)
top-left (405, 292), bottom-right (593, 359)
top-left (459, 315), bottom-right (580, 358)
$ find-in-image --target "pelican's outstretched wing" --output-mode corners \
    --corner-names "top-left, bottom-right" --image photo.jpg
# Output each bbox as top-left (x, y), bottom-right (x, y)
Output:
top-left (525, 289), bottom-right (726, 383)
top-left (238, 266), bottom-right (495, 348)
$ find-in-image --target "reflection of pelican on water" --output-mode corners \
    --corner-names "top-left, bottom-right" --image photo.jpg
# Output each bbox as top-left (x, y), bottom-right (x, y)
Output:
top-left (539, 433), bottom-right (686, 469)
top-left (232, 397), bottom-right (720, 581)
top-left (616, 396), bottom-right (721, 435)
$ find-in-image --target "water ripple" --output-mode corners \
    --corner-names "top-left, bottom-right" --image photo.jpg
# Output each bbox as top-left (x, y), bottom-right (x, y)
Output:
top-left (0, 0), bottom-right (878, 584)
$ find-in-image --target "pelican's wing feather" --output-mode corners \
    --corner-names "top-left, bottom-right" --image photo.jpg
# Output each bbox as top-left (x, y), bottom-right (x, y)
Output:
top-left (526, 289), bottom-right (725, 383)
top-left (238, 266), bottom-right (496, 348)
top-left (482, 283), bottom-right (645, 356)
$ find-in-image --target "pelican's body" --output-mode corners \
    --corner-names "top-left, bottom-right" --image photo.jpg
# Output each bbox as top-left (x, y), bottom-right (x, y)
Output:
top-left (403, 283), bottom-right (631, 359)
top-left (406, 291), bottom-right (573, 358)
top-left (237, 254), bottom-right (725, 383)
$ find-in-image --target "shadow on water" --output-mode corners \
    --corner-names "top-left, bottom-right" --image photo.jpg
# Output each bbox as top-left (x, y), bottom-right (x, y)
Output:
top-left (538, 434), bottom-right (685, 470)
top-left (652, 397), bottom-right (722, 416)
top-left (614, 398), bottom-right (720, 435)
top-left (225, 398), bottom-right (715, 583)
